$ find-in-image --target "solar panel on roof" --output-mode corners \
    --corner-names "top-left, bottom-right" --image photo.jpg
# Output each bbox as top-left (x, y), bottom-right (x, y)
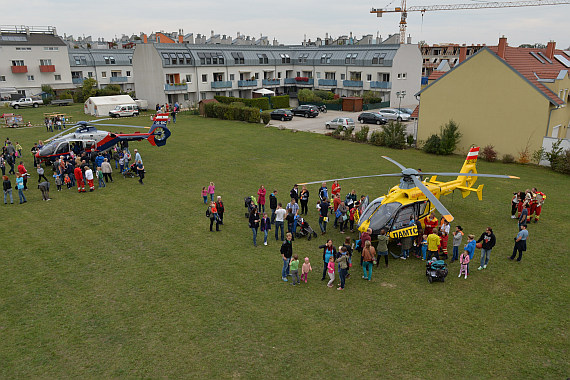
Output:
top-left (537, 52), bottom-right (552, 64)
top-left (554, 54), bottom-right (570, 68)
top-left (530, 51), bottom-right (545, 64)
top-left (0, 36), bottom-right (27, 42)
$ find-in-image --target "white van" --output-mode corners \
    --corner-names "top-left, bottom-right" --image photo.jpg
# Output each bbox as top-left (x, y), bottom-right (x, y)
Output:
top-left (109, 104), bottom-right (139, 118)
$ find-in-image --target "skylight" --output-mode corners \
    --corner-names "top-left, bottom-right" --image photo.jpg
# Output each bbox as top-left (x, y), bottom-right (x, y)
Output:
top-left (537, 52), bottom-right (552, 64)
top-left (530, 51), bottom-right (545, 64)
top-left (554, 54), bottom-right (570, 68)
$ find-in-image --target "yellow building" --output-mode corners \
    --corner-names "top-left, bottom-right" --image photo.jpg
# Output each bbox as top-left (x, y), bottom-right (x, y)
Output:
top-left (416, 37), bottom-right (570, 158)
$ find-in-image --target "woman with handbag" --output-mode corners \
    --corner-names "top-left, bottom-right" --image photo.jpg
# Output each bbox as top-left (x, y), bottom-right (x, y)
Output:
top-left (362, 240), bottom-right (376, 281)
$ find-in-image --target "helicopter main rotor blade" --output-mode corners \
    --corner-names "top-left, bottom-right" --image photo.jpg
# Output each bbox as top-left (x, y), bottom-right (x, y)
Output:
top-left (87, 123), bottom-right (149, 129)
top-left (421, 172), bottom-right (519, 179)
top-left (44, 128), bottom-right (73, 142)
top-left (298, 173), bottom-right (402, 186)
top-left (412, 176), bottom-right (454, 223)
top-left (381, 156), bottom-right (407, 171)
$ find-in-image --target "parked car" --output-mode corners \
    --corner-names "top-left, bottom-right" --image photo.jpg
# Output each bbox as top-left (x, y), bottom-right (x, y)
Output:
top-left (325, 117), bottom-right (355, 131)
top-left (396, 107), bottom-right (414, 115)
top-left (377, 108), bottom-right (410, 122)
top-left (10, 97), bottom-right (43, 109)
top-left (291, 105), bottom-right (319, 118)
top-left (109, 104), bottom-right (139, 118)
top-left (270, 109), bottom-right (293, 121)
top-left (357, 112), bottom-right (388, 125)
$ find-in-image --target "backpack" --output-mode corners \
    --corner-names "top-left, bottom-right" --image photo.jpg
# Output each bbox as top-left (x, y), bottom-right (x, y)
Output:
top-left (206, 207), bottom-right (211, 218)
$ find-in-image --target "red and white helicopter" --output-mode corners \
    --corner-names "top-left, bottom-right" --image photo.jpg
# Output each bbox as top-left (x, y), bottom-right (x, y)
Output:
top-left (36, 113), bottom-right (171, 162)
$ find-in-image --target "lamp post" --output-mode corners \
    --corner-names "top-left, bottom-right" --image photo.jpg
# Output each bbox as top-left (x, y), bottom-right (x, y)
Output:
top-left (396, 90), bottom-right (406, 113)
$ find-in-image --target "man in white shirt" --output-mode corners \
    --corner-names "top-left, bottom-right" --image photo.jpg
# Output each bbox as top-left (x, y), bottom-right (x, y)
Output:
top-left (274, 203), bottom-right (287, 241)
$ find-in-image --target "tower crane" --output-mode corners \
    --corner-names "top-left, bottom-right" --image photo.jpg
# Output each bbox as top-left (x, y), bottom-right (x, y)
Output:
top-left (370, 1), bottom-right (570, 44)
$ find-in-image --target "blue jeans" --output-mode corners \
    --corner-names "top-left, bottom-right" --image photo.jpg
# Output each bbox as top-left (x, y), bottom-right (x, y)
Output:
top-left (363, 261), bottom-right (373, 280)
top-left (282, 257), bottom-right (291, 278)
top-left (98, 177), bottom-right (105, 188)
top-left (259, 204), bottom-right (265, 213)
top-left (452, 246), bottom-right (459, 261)
top-left (402, 249), bottom-right (410, 258)
top-left (263, 229), bottom-right (268, 244)
top-left (203, 196), bottom-right (207, 204)
top-left (270, 208), bottom-right (276, 224)
top-left (480, 248), bottom-right (492, 267)
top-left (210, 194), bottom-right (214, 201)
top-left (18, 188), bottom-right (26, 203)
top-left (251, 227), bottom-right (258, 246)
top-left (4, 189), bottom-right (13, 204)
top-left (275, 221), bottom-right (284, 241)
top-left (318, 216), bottom-right (327, 233)
top-left (339, 267), bottom-right (347, 288)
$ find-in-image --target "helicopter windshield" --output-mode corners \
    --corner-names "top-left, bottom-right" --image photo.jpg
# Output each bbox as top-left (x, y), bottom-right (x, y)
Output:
top-left (358, 198), bottom-right (401, 232)
top-left (39, 141), bottom-right (57, 156)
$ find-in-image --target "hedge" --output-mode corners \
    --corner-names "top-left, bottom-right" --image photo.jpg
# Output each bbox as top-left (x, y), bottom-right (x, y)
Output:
top-left (270, 95), bottom-right (289, 109)
top-left (204, 102), bottom-right (260, 123)
top-left (214, 96), bottom-right (270, 110)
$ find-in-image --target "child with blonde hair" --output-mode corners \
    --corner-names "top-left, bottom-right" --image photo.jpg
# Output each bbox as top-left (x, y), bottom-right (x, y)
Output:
top-left (459, 250), bottom-right (470, 279)
top-left (301, 257), bottom-right (312, 283)
top-left (289, 254), bottom-right (300, 286)
top-left (326, 256), bottom-right (335, 288)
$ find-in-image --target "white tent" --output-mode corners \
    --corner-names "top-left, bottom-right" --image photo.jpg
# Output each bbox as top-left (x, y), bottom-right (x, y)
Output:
top-left (252, 88), bottom-right (275, 96)
top-left (84, 95), bottom-right (136, 116)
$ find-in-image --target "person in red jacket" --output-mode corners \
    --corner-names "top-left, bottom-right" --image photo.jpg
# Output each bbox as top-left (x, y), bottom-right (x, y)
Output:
top-left (424, 212), bottom-right (438, 235)
top-left (17, 161), bottom-right (28, 190)
top-left (74, 166), bottom-right (85, 192)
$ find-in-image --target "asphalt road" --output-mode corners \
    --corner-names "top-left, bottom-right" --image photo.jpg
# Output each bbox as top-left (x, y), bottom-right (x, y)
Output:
top-left (267, 110), bottom-right (416, 137)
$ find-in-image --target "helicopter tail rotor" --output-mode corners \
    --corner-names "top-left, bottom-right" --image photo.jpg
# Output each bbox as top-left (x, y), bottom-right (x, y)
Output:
top-left (147, 113), bottom-right (171, 147)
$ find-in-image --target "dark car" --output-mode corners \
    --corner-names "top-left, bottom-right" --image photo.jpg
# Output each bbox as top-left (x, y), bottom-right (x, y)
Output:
top-left (270, 109), bottom-right (293, 121)
top-left (291, 105), bottom-right (319, 118)
top-left (357, 112), bottom-right (388, 125)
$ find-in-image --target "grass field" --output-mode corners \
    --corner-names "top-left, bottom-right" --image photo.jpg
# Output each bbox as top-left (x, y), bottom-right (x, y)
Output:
top-left (1, 105), bottom-right (569, 378)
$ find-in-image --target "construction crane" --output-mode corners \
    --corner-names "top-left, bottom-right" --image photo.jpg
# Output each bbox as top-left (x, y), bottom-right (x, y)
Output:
top-left (371, 1), bottom-right (570, 44)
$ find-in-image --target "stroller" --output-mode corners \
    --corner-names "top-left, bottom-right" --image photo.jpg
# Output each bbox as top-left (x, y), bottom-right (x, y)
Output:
top-left (426, 258), bottom-right (448, 283)
top-left (122, 163), bottom-right (137, 178)
top-left (295, 217), bottom-right (318, 240)
top-left (244, 195), bottom-right (257, 217)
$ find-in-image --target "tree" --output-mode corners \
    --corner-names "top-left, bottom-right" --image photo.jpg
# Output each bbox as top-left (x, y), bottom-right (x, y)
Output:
top-left (518, 43), bottom-right (546, 48)
top-left (41, 84), bottom-right (55, 97)
top-left (81, 77), bottom-right (97, 101)
top-left (439, 120), bottom-right (462, 155)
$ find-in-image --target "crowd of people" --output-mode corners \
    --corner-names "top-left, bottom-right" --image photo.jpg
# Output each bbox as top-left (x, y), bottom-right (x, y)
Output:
top-left (2, 137), bottom-right (146, 205)
top-left (43, 115), bottom-right (67, 132)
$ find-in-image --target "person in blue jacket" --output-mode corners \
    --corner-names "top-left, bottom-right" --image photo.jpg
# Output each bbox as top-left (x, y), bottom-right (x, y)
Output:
top-left (464, 234), bottom-right (476, 274)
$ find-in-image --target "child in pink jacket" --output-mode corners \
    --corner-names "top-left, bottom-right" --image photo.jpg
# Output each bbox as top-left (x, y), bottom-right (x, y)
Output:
top-left (301, 257), bottom-right (312, 283)
top-left (459, 250), bottom-right (470, 279)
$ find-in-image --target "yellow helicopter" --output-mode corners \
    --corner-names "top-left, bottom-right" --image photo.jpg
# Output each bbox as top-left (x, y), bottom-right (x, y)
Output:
top-left (299, 147), bottom-right (519, 238)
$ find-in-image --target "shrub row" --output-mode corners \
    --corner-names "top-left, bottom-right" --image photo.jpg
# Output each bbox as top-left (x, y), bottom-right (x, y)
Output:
top-left (270, 95), bottom-right (290, 109)
top-left (204, 102), bottom-right (260, 123)
top-left (214, 96), bottom-right (270, 110)
top-left (329, 122), bottom-right (411, 150)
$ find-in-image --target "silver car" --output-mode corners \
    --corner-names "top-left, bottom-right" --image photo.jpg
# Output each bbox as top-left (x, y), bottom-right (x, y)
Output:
top-left (378, 108), bottom-right (410, 122)
top-left (325, 117), bottom-right (355, 131)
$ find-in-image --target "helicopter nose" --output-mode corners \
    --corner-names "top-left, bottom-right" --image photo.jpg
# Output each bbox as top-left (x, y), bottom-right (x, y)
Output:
top-left (358, 219), bottom-right (370, 233)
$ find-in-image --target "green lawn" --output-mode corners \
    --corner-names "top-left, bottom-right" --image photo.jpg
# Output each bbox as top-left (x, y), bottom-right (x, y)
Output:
top-left (1, 105), bottom-right (568, 378)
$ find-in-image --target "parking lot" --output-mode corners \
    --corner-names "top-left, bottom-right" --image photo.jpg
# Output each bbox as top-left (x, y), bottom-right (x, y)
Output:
top-left (267, 110), bottom-right (416, 137)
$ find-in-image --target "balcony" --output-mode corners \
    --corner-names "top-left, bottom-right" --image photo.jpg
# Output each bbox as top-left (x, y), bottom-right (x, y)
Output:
top-left (72, 77), bottom-right (84, 85)
top-left (39, 65), bottom-right (56, 73)
top-left (369, 81), bottom-right (391, 89)
top-left (343, 80), bottom-right (363, 87)
top-left (238, 79), bottom-right (257, 87)
top-left (262, 79), bottom-right (280, 86)
top-left (318, 79), bottom-right (337, 86)
top-left (211, 80), bottom-right (232, 89)
top-left (110, 76), bottom-right (128, 83)
top-left (284, 78), bottom-right (296, 85)
top-left (164, 83), bottom-right (188, 92)
top-left (296, 78), bottom-right (314, 86)
top-left (11, 66), bottom-right (28, 74)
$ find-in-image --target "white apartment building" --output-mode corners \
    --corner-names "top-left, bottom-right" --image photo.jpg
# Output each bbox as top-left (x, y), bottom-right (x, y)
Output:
top-left (0, 26), bottom-right (72, 98)
top-left (133, 43), bottom-right (421, 108)
top-left (68, 49), bottom-right (135, 92)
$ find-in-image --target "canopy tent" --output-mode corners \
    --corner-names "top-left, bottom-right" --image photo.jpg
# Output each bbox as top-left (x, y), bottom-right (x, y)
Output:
top-left (84, 95), bottom-right (136, 116)
top-left (252, 88), bottom-right (275, 96)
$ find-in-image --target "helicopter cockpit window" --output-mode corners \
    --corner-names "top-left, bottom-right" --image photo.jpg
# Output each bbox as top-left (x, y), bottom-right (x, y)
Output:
top-left (55, 142), bottom-right (69, 155)
top-left (40, 142), bottom-right (57, 156)
top-left (85, 141), bottom-right (95, 151)
top-left (391, 204), bottom-right (416, 231)
top-left (358, 199), bottom-right (400, 232)
top-left (418, 200), bottom-right (429, 218)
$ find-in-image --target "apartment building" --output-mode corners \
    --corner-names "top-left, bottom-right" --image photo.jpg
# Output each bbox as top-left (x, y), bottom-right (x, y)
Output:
top-left (133, 43), bottom-right (421, 108)
top-left (420, 43), bottom-right (486, 77)
top-left (0, 26), bottom-right (72, 98)
top-left (68, 49), bottom-right (135, 92)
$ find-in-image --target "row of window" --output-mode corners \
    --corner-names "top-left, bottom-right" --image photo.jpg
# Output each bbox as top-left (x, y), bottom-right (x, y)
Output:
top-left (11, 59), bottom-right (55, 66)
top-left (15, 74), bottom-right (62, 81)
top-left (162, 52), bottom-right (193, 65)
top-left (187, 71), bottom-right (393, 83)
top-left (73, 55), bottom-right (132, 65)
top-left (72, 70), bottom-right (131, 78)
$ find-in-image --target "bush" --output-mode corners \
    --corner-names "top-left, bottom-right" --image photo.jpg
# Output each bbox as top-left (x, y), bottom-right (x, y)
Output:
top-left (354, 126), bottom-right (369, 143)
top-left (231, 102), bottom-right (245, 108)
top-left (381, 122), bottom-right (407, 149)
top-left (406, 134), bottom-right (415, 147)
top-left (214, 96), bottom-right (270, 110)
top-left (297, 89), bottom-right (318, 103)
top-left (314, 90), bottom-right (334, 101)
top-left (439, 120), bottom-right (462, 155)
top-left (544, 139), bottom-right (564, 167)
top-left (369, 131), bottom-right (385, 146)
top-left (423, 134), bottom-right (441, 154)
top-left (502, 154), bottom-right (515, 163)
top-left (552, 149), bottom-right (570, 174)
top-left (204, 102), bottom-right (260, 123)
top-left (362, 91), bottom-right (383, 104)
top-left (270, 95), bottom-right (289, 109)
top-left (517, 149), bottom-right (531, 164)
top-left (261, 111), bottom-right (271, 124)
top-left (481, 145), bottom-right (497, 162)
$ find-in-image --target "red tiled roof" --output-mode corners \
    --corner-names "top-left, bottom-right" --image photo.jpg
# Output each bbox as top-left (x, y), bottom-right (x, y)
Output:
top-left (488, 45), bottom-right (566, 106)
top-left (428, 70), bottom-right (446, 80)
top-left (410, 105), bottom-right (419, 118)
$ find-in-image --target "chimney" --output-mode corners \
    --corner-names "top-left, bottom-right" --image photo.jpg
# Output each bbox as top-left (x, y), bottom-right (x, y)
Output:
top-left (211, 30), bottom-right (214, 37)
top-left (458, 46), bottom-right (467, 63)
top-left (178, 34), bottom-right (183, 43)
top-left (497, 36), bottom-right (507, 59)
top-left (546, 40), bottom-right (556, 60)
top-left (142, 33), bottom-right (147, 43)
